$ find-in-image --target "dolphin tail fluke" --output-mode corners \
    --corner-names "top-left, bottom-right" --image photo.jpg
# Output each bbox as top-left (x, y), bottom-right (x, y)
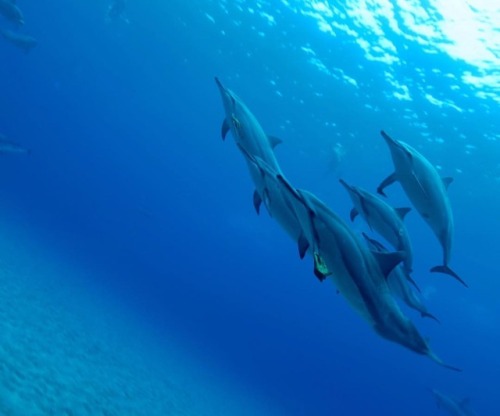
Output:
top-left (430, 265), bottom-right (468, 287)
top-left (421, 311), bottom-right (440, 324)
top-left (377, 173), bottom-right (396, 197)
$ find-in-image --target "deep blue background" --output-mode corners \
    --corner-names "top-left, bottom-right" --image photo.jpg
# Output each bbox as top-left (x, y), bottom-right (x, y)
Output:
top-left (1, 1), bottom-right (498, 414)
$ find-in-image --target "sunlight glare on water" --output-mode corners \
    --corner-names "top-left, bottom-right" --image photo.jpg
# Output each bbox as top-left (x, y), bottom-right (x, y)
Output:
top-left (288, 0), bottom-right (500, 101)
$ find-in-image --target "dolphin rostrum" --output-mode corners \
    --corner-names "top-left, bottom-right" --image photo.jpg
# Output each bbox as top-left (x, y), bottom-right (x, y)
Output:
top-left (276, 177), bottom-right (459, 370)
top-left (377, 130), bottom-right (466, 287)
top-left (339, 178), bottom-right (414, 278)
top-left (362, 233), bottom-right (439, 322)
top-left (215, 77), bottom-right (283, 216)
top-left (430, 389), bottom-right (477, 416)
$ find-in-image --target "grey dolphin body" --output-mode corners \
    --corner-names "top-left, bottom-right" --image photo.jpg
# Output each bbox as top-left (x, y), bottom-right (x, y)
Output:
top-left (430, 389), bottom-right (477, 416)
top-left (277, 179), bottom-right (459, 370)
top-left (236, 144), bottom-right (329, 279)
top-left (339, 179), bottom-right (414, 276)
top-left (0, 0), bottom-right (23, 25)
top-left (0, 29), bottom-right (37, 53)
top-left (362, 233), bottom-right (438, 322)
top-left (377, 130), bottom-right (466, 287)
top-left (0, 134), bottom-right (30, 154)
top-left (215, 77), bottom-right (285, 215)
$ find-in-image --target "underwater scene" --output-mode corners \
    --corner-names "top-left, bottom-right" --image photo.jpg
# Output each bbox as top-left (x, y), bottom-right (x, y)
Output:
top-left (1, 1), bottom-right (498, 415)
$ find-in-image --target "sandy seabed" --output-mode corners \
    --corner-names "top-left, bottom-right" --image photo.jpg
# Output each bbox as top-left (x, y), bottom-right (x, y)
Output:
top-left (0, 218), bottom-right (283, 416)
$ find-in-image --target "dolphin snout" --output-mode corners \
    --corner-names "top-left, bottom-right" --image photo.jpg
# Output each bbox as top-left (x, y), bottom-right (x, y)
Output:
top-left (339, 178), bottom-right (354, 191)
top-left (214, 76), bottom-right (224, 90)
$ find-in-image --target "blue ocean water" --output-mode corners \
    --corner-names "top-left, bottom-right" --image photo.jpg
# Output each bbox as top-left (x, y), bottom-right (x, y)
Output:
top-left (0, 0), bottom-right (498, 414)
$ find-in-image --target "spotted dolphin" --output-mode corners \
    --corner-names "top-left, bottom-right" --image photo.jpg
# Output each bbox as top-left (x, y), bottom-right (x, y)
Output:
top-left (362, 233), bottom-right (438, 322)
top-left (215, 77), bottom-right (283, 215)
top-left (0, 0), bottom-right (24, 25)
top-left (430, 389), bottom-right (477, 416)
top-left (377, 130), bottom-right (466, 287)
top-left (339, 178), bottom-right (414, 278)
top-left (276, 178), bottom-right (459, 370)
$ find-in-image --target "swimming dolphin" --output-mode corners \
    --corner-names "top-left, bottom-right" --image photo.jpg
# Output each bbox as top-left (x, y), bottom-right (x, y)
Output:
top-left (0, 0), bottom-right (24, 26)
top-left (377, 130), bottom-right (466, 287)
top-left (236, 143), bottom-right (329, 279)
top-left (107, 0), bottom-right (129, 23)
top-left (276, 178), bottom-right (459, 370)
top-left (430, 389), bottom-right (477, 416)
top-left (0, 28), bottom-right (37, 53)
top-left (215, 77), bottom-right (283, 215)
top-left (0, 134), bottom-right (30, 154)
top-left (362, 233), bottom-right (438, 322)
top-left (339, 178), bottom-right (414, 277)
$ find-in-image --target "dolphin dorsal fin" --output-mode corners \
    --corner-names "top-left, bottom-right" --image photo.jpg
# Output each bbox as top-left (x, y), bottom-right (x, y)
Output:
top-left (395, 207), bottom-right (411, 220)
top-left (442, 176), bottom-right (453, 190)
top-left (372, 251), bottom-right (405, 278)
top-left (221, 118), bottom-right (230, 140)
top-left (268, 135), bottom-right (283, 149)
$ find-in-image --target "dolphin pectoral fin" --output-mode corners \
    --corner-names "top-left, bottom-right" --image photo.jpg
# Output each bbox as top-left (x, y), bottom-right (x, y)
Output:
top-left (313, 252), bottom-right (330, 282)
top-left (253, 190), bottom-right (262, 215)
top-left (430, 265), bottom-right (468, 287)
top-left (405, 273), bottom-right (421, 293)
top-left (349, 208), bottom-right (359, 222)
top-left (267, 135), bottom-right (283, 149)
top-left (395, 207), bottom-right (411, 220)
top-left (372, 250), bottom-right (405, 278)
top-left (442, 176), bottom-right (453, 190)
top-left (298, 233), bottom-right (309, 259)
top-left (377, 173), bottom-right (396, 197)
top-left (421, 311), bottom-right (440, 323)
top-left (221, 118), bottom-right (230, 140)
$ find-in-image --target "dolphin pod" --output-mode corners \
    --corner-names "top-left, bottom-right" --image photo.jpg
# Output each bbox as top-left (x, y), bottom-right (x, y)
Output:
top-left (377, 130), bottom-right (466, 287)
top-left (362, 233), bottom-right (439, 322)
top-left (430, 389), bottom-right (477, 416)
top-left (215, 78), bottom-right (464, 372)
top-left (339, 178), bottom-right (415, 283)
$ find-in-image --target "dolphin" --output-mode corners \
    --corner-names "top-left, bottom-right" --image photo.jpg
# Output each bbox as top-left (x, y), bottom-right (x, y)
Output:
top-left (0, 134), bottom-right (30, 155)
top-left (430, 389), bottom-right (477, 416)
top-left (235, 143), bottom-right (328, 279)
top-left (377, 130), bottom-right (466, 287)
top-left (339, 178), bottom-right (414, 277)
top-left (107, 0), bottom-right (129, 23)
top-left (362, 233), bottom-right (438, 322)
top-left (276, 178), bottom-right (459, 370)
top-left (0, 28), bottom-right (37, 53)
top-left (215, 77), bottom-right (283, 215)
top-left (0, 0), bottom-right (24, 26)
